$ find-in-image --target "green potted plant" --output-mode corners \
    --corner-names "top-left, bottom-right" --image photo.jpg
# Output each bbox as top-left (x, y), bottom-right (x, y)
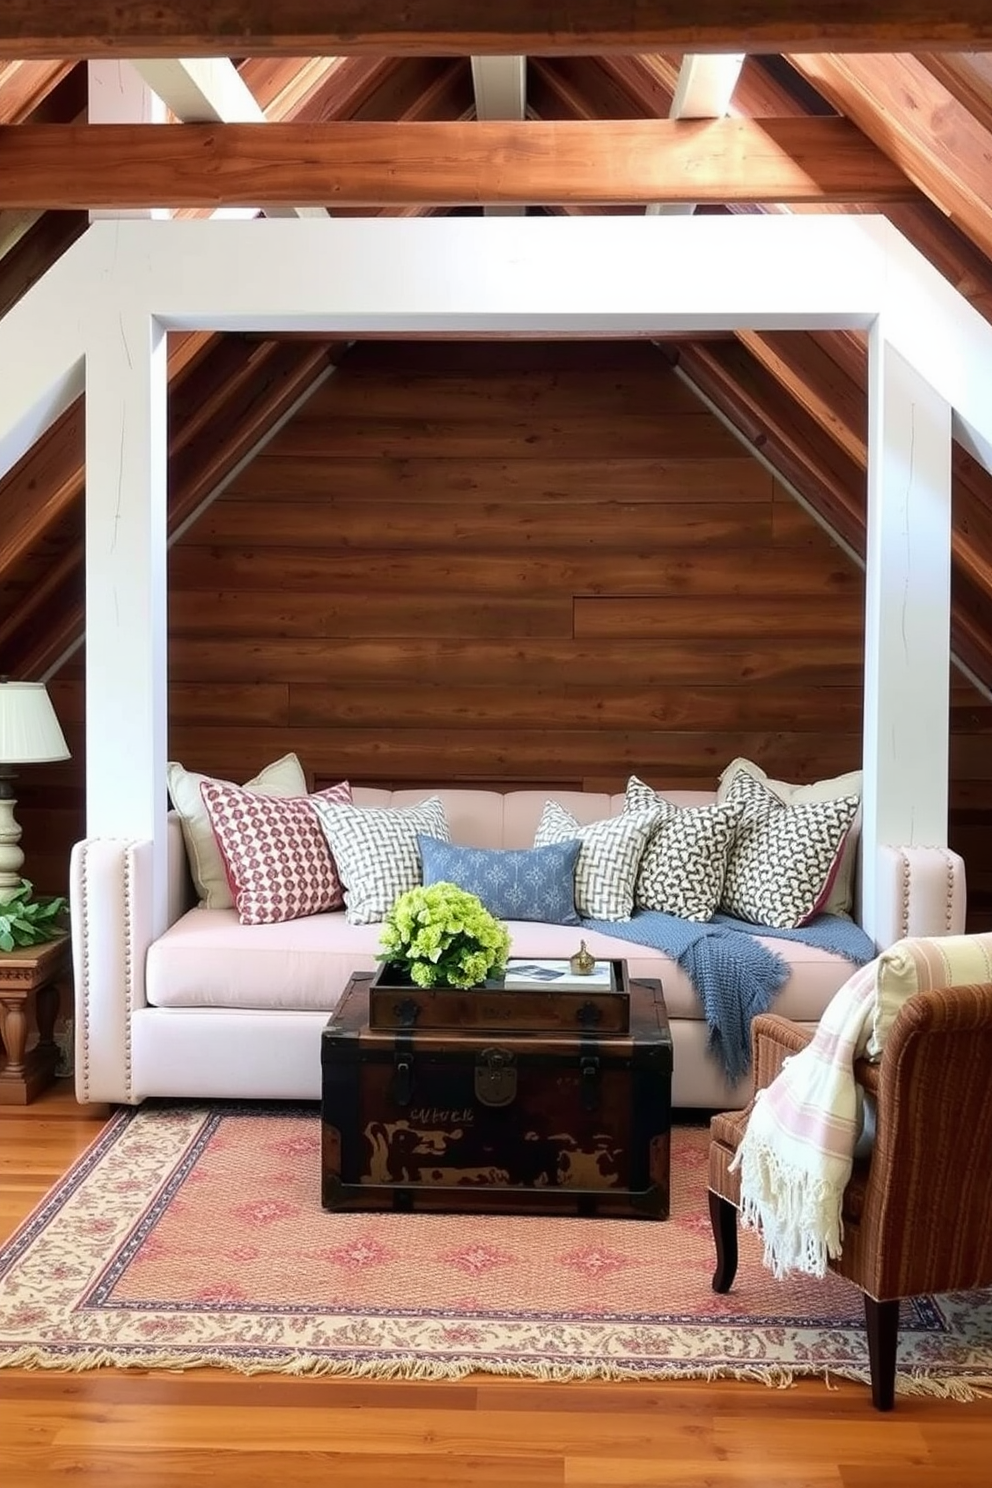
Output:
top-left (377, 881), bottom-right (511, 989)
top-left (0, 879), bottom-right (68, 953)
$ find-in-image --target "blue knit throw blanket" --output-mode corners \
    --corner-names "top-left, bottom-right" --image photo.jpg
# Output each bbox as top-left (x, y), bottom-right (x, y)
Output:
top-left (578, 910), bottom-right (876, 1087)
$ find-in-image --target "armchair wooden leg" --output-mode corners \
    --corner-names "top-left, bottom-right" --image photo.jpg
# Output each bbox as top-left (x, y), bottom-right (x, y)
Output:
top-left (864, 1294), bottom-right (900, 1411)
top-left (708, 1188), bottom-right (739, 1293)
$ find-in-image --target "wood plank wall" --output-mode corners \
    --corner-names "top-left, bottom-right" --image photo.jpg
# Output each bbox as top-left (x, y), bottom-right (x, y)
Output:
top-left (19, 338), bottom-right (992, 926)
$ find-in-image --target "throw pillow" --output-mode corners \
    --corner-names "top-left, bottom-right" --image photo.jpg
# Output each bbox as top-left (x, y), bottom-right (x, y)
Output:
top-left (719, 770), bottom-right (861, 930)
top-left (533, 799), bottom-right (660, 922)
top-left (167, 752), bottom-right (308, 910)
top-left (312, 796), bottom-right (450, 925)
top-left (419, 836), bottom-right (581, 926)
top-left (717, 757), bottom-right (862, 918)
top-left (625, 775), bottom-right (742, 922)
top-left (199, 778), bottom-right (352, 927)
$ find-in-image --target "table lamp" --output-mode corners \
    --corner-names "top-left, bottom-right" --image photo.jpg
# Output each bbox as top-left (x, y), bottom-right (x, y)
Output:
top-left (0, 680), bottom-right (71, 897)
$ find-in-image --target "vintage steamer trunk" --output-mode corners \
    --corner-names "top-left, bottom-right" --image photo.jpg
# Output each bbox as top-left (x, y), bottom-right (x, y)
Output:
top-left (321, 973), bottom-right (673, 1219)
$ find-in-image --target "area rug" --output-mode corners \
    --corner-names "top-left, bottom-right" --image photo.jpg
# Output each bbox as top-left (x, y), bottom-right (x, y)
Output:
top-left (2, 1103), bottom-right (990, 1397)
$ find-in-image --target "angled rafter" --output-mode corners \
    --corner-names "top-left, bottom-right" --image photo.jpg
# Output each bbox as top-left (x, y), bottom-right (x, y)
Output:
top-left (0, 118), bottom-right (915, 209)
top-left (3, 2), bottom-right (992, 58)
top-left (788, 52), bottom-right (992, 263)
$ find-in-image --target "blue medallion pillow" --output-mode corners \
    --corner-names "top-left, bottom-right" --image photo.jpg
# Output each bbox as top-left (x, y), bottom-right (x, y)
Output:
top-left (417, 836), bottom-right (581, 925)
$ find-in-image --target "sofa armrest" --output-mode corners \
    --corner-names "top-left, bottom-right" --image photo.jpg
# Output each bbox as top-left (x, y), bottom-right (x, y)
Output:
top-left (70, 836), bottom-right (158, 1105)
top-left (872, 845), bottom-right (966, 948)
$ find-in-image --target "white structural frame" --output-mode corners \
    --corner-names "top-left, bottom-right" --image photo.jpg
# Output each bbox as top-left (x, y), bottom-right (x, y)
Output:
top-left (0, 211), bottom-right (988, 941)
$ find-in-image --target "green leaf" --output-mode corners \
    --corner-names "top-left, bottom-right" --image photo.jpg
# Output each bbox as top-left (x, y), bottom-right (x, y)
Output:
top-left (0, 929), bottom-right (12, 952)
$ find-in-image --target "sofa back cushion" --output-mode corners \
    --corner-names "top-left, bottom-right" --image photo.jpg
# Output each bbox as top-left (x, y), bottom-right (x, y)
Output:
top-left (347, 785), bottom-right (719, 851)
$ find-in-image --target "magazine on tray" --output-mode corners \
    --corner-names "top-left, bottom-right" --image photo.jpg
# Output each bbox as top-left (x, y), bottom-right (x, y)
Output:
top-left (502, 958), bottom-right (615, 992)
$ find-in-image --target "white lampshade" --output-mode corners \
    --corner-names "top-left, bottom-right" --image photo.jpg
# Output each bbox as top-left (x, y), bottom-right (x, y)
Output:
top-left (0, 681), bottom-right (71, 764)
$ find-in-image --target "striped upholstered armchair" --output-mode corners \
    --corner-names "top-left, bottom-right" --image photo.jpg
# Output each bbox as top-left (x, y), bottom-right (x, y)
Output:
top-left (707, 984), bottom-right (992, 1409)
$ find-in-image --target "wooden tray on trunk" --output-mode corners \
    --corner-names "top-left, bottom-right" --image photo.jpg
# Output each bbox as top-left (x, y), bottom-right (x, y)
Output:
top-left (368, 958), bottom-right (630, 1035)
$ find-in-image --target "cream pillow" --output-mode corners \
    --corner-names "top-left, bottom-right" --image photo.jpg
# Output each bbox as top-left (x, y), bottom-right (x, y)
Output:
top-left (167, 752), bottom-right (308, 910)
top-left (717, 757), bottom-right (862, 918)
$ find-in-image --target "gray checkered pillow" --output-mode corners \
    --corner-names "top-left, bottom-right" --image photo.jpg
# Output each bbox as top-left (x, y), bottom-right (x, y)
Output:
top-left (312, 796), bottom-right (450, 925)
top-left (533, 798), bottom-right (660, 921)
top-left (625, 775), bottom-right (742, 922)
top-left (719, 770), bottom-right (861, 929)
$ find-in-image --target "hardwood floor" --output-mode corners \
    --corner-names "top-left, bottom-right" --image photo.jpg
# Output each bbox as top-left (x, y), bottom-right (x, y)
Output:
top-left (2, 1084), bottom-right (990, 1488)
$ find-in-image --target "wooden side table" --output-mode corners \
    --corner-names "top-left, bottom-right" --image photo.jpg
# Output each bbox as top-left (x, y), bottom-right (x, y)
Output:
top-left (0, 935), bottom-right (70, 1105)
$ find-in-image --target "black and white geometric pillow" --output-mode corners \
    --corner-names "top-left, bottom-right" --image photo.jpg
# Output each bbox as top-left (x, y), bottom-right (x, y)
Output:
top-left (312, 795), bottom-right (450, 925)
top-left (533, 798), bottom-right (660, 921)
top-left (625, 775), bottom-right (742, 922)
top-left (719, 770), bottom-right (861, 929)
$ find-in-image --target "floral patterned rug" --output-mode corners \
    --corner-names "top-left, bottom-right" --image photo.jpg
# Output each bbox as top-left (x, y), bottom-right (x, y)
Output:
top-left (2, 1104), bottom-right (990, 1396)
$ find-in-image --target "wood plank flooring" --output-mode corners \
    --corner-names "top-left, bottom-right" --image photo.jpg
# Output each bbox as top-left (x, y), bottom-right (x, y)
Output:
top-left (2, 1083), bottom-right (991, 1488)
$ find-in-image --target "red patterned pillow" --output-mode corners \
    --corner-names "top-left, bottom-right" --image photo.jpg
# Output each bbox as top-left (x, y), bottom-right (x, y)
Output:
top-left (200, 778), bottom-right (352, 925)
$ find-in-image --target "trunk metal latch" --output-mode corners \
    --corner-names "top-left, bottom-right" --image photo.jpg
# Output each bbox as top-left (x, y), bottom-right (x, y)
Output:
top-left (475, 1047), bottom-right (517, 1106)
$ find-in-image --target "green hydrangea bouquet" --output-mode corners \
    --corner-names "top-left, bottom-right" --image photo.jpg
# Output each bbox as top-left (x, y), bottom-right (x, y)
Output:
top-left (378, 881), bottom-right (511, 989)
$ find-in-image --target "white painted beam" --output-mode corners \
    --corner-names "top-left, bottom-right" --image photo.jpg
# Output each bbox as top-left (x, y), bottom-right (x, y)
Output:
top-left (0, 233), bottom-right (91, 475)
top-left (646, 52), bottom-right (745, 216)
top-left (471, 55), bottom-right (527, 217)
top-left (131, 57), bottom-right (328, 220)
top-left (671, 53), bottom-right (746, 118)
top-left (861, 328), bottom-right (952, 942)
top-left (131, 57), bottom-right (263, 123)
top-left (84, 308), bottom-right (170, 928)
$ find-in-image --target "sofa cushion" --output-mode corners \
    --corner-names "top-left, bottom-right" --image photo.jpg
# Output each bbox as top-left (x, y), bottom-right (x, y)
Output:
top-left (719, 770), bottom-right (861, 930)
top-left (419, 835), bottom-right (581, 925)
top-left (717, 757), bottom-right (862, 917)
top-left (625, 775), bottom-right (742, 921)
top-left (200, 778), bottom-right (352, 926)
top-left (145, 907), bottom-right (854, 1025)
top-left (533, 799), bottom-right (659, 921)
top-left (167, 752), bottom-right (307, 910)
top-left (312, 795), bottom-right (450, 925)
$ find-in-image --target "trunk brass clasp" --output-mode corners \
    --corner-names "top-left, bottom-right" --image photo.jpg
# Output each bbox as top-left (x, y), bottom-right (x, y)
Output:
top-left (475, 1047), bottom-right (517, 1106)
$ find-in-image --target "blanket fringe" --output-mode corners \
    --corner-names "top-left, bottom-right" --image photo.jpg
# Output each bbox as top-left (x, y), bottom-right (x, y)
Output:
top-left (1, 1345), bottom-right (990, 1399)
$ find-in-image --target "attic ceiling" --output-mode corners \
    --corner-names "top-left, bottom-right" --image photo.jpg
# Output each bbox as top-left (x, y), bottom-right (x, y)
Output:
top-left (3, 10), bottom-right (992, 693)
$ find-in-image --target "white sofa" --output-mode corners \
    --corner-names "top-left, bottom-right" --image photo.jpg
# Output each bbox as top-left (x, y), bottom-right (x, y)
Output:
top-left (70, 786), bottom-right (966, 1110)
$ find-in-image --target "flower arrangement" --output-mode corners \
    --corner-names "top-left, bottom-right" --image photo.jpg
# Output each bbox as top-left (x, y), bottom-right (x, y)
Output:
top-left (377, 881), bottom-right (511, 989)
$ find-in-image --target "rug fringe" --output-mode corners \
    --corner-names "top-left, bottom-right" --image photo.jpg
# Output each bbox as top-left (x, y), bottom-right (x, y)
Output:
top-left (1, 1345), bottom-right (990, 1399)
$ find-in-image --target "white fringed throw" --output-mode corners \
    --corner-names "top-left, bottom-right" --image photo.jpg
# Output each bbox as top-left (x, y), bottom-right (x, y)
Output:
top-left (730, 931), bottom-right (992, 1279)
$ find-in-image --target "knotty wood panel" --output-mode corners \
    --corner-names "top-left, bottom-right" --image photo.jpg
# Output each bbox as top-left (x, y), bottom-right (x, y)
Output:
top-left (230, 453), bottom-right (772, 503)
top-left (163, 341), bottom-right (870, 805)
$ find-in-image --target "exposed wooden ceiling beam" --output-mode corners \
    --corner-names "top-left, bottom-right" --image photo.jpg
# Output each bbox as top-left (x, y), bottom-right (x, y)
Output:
top-left (788, 52), bottom-right (992, 263)
top-left (2, 2), bottom-right (992, 59)
top-left (0, 118), bottom-right (915, 208)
